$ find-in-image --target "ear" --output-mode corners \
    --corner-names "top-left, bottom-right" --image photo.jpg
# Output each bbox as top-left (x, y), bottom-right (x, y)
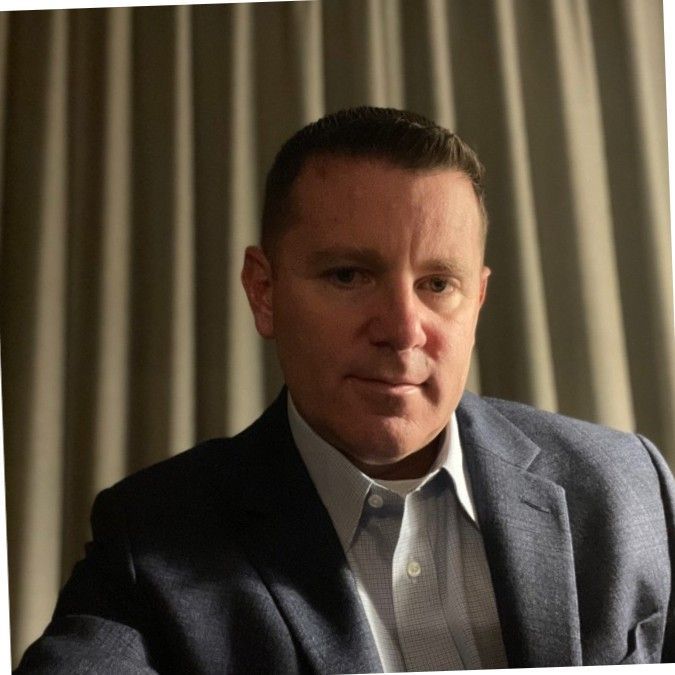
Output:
top-left (478, 266), bottom-right (491, 308)
top-left (241, 246), bottom-right (275, 338)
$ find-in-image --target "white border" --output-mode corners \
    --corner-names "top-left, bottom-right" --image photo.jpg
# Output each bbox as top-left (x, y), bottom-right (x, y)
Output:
top-left (0, 1), bottom-right (297, 11)
top-left (665, 0), bottom-right (675, 329)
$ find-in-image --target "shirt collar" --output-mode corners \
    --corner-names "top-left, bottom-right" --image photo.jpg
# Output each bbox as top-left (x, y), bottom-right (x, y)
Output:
top-left (287, 393), bottom-right (478, 552)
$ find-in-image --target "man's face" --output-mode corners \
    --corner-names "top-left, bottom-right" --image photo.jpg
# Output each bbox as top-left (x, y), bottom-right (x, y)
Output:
top-left (243, 157), bottom-right (489, 474)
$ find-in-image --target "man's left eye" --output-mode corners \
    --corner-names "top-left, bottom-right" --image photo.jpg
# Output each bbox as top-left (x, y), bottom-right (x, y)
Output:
top-left (425, 277), bottom-right (451, 293)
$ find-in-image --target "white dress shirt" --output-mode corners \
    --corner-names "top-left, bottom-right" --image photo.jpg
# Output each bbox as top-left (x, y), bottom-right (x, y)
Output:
top-left (287, 394), bottom-right (507, 672)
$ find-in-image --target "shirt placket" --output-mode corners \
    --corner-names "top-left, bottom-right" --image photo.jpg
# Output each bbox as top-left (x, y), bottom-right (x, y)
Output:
top-left (352, 486), bottom-right (406, 672)
top-left (392, 489), bottom-right (465, 672)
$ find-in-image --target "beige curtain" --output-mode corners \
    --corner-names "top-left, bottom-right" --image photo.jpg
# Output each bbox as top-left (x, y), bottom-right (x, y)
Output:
top-left (1, 0), bottom-right (672, 664)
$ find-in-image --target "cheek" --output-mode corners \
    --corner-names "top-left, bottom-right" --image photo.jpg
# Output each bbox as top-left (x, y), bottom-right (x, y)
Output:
top-left (426, 312), bottom-right (480, 385)
top-left (428, 308), bottom-right (477, 353)
top-left (274, 294), bottom-right (354, 366)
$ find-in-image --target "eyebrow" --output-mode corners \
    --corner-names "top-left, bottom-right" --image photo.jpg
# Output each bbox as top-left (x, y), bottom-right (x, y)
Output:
top-left (305, 246), bottom-right (469, 276)
top-left (306, 246), bottom-right (387, 269)
top-left (422, 258), bottom-right (469, 276)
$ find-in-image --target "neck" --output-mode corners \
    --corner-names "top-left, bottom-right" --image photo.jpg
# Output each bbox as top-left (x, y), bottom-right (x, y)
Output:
top-left (344, 438), bottom-right (441, 480)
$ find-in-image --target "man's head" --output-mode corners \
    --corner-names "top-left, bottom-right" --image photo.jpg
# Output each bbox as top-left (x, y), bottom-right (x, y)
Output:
top-left (242, 107), bottom-right (490, 479)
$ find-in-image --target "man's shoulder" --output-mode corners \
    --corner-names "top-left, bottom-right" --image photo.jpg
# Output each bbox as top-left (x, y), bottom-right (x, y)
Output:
top-left (462, 390), bottom-right (651, 448)
top-left (95, 399), bottom-right (288, 527)
top-left (109, 436), bottom-right (230, 494)
top-left (112, 393), bottom-right (285, 483)
top-left (89, 437), bottom-right (235, 536)
top-left (459, 391), bottom-right (671, 497)
top-left (478, 393), bottom-right (635, 439)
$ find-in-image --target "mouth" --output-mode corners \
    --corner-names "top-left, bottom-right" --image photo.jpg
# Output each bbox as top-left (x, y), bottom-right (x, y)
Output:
top-left (347, 375), bottom-right (427, 394)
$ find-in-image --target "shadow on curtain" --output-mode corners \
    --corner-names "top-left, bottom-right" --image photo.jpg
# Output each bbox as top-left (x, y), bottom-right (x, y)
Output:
top-left (1, 0), bottom-right (672, 664)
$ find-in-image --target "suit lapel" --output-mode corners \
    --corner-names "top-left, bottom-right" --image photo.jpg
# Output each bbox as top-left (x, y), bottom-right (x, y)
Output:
top-left (457, 392), bottom-right (583, 667)
top-left (226, 392), bottom-right (382, 674)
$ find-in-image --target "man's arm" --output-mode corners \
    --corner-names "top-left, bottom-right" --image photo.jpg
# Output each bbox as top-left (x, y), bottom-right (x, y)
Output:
top-left (639, 434), bottom-right (675, 664)
top-left (14, 489), bottom-right (158, 674)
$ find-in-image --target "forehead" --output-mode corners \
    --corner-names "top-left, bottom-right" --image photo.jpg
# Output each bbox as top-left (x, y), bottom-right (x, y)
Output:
top-left (294, 155), bottom-right (468, 205)
top-left (284, 156), bottom-right (483, 252)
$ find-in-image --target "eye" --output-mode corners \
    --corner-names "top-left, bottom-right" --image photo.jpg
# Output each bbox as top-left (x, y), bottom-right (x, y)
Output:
top-left (332, 267), bottom-right (357, 284)
top-left (323, 266), bottom-right (368, 287)
top-left (423, 276), bottom-right (454, 294)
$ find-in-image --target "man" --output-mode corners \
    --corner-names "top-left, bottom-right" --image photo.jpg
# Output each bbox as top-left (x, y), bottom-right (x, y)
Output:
top-left (16, 107), bottom-right (675, 672)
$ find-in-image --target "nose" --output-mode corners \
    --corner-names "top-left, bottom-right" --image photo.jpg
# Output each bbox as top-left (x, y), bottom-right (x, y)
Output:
top-left (367, 282), bottom-right (427, 352)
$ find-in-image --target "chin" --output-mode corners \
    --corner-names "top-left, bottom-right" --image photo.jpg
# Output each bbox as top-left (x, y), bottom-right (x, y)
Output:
top-left (341, 438), bottom-right (413, 468)
top-left (340, 415), bottom-right (438, 461)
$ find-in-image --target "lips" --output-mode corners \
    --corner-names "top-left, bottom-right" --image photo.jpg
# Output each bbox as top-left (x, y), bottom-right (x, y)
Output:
top-left (347, 375), bottom-right (428, 392)
top-left (353, 376), bottom-right (425, 387)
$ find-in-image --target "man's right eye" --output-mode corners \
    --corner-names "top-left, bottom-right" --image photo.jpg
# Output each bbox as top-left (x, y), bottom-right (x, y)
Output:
top-left (325, 267), bottom-right (362, 286)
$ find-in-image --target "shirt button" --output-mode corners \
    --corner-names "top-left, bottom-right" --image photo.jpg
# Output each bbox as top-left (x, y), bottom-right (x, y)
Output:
top-left (368, 493), bottom-right (384, 508)
top-left (407, 560), bottom-right (421, 578)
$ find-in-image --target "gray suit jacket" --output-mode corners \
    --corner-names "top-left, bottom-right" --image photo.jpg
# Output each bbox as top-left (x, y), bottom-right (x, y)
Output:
top-left (16, 390), bottom-right (675, 673)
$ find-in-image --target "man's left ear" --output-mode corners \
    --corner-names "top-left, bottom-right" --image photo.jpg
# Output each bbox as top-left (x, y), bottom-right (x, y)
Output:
top-left (479, 266), bottom-right (491, 307)
top-left (241, 246), bottom-right (275, 338)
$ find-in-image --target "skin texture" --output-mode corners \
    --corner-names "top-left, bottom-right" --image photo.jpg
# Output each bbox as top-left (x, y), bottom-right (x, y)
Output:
top-left (242, 156), bottom-right (490, 479)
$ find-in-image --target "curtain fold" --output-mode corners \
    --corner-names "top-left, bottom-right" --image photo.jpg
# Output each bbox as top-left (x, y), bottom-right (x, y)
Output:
top-left (491, 0), bottom-right (558, 411)
top-left (1, 0), bottom-right (672, 664)
top-left (0, 12), bottom-right (8, 204)
top-left (94, 6), bottom-right (131, 510)
top-left (549, 0), bottom-right (633, 426)
top-left (3, 9), bottom-right (70, 660)
top-left (170, 4), bottom-right (197, 455)
top-left (593, 0), bottom-right (675, 452)
top-left (226, 3), bottom-right (264, 431)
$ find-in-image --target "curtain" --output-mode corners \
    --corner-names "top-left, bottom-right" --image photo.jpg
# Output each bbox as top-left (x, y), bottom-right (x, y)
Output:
top-left (1, 0), bottom-right (672, 664)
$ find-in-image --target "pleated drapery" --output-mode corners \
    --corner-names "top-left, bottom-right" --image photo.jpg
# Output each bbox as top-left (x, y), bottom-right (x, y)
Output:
top-left (1, 0), bottom-right (673, 664)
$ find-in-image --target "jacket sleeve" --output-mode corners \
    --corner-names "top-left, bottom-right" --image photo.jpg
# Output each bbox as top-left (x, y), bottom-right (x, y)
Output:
top-left (639, 434), bottom-right (675, 664)
top-left (14, 487), bottom-right (159, 674)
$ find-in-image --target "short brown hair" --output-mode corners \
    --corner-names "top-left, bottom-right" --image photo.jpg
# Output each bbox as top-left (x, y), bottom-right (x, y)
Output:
top-left (261, 106), bottom-right (488, 254)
